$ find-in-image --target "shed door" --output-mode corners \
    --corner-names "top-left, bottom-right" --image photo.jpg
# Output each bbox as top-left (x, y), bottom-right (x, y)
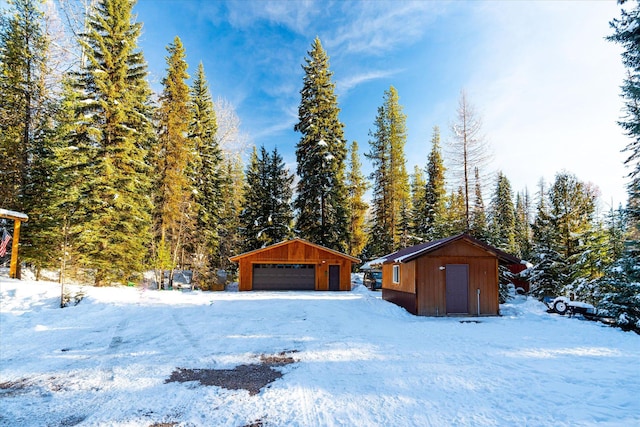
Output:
top-left (252, 264), bottom-right (315, 290)
top-left (446, 264), bottom-right (469, 314)
top-left (328, 265), bottom-right (340, 291)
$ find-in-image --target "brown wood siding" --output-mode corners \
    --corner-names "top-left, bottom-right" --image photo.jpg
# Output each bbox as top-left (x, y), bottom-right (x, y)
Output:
top-left (428, 239), bottom-right (496, 258)
top-left (381, 238), bottom-right (500, 316)
top-left (382, 288), bottom-right (417, 314)
top-left (414, 255), bottom-right (498, 315)
top-left (233, 240), bottom-right (356, 291)
top-left (415, 257), bottom-right (445, 316)
top-left (381, 262), bottom-right (415, 294)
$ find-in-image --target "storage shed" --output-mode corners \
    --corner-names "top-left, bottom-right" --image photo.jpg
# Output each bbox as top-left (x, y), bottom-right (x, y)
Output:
top-left (229, 238), bottom-right (360, 291)
top-left (380, 233), bottom-right (521, 316)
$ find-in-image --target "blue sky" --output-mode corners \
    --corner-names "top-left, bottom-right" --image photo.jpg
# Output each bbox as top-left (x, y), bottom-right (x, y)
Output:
top-left (132, 0), bottom-right (628, 209)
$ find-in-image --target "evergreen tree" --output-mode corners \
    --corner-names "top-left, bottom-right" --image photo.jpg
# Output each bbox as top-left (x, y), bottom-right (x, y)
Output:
top-left (528, 180), bottom-right (565, 299)
top-left (366, 86), bottom-right (410, 254)
top-left (364, 105), bottom-right (392, 256)
top-left (599, 250), bottom-right (640, 332)
top-left (422, 126), bottom-right (447, 240)
top-left (217, 155), bottom-right (244, 272)
top-left (489, 172), bottom-right (517, 253)
top-left (189, 62), bottom-right (223, 278)
top-left (293, 37), bottom-right (349, 250)
top-left (240, 146), bottom-right (294, 252)
top-left (70, 0), bottom-right (155, 285)
top-left (548, 172), bottom-right (596, 268)
top-left (606, 1), bottom-right (640, 331)
top-left (569, 219), bottom-right (615, 304)
top-left (514, 190), bottom-right (533, 259)
top-left (27, 78), bottom-right (82, 278)
top-left (154, 36), bottom-right (192, 280)
top-left (346, 141), bottom-right (369, 257)
top-left (410, 165), bottom-right (427, 240)
top-left (0, 0), bottom-right (50, 210)
top-left (0, 0), bottom-right (62, 276)
top-left (469, 167), bottom-right (488, 241)
top-left (442, 187), bottom-right (467, 237)
top-left (609, 3), bottom-right (640, 232)
top-left (528, 174), bottom-right (596, 299)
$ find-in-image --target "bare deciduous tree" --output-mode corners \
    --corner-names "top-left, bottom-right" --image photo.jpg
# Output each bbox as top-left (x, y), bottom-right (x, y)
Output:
top-left (214, 96), bottom-right (251, 159)
top-left (447, 90), bottom-right (492, 231)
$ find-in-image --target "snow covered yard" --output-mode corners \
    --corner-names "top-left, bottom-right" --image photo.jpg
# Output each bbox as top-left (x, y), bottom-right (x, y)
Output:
top-left (1, 275), bottom-right (639, 427)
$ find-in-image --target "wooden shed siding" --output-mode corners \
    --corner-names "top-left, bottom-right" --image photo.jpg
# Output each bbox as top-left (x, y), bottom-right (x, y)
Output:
top-left (382, 238), bottom-right (501, 316)
top-left (382, 288), bottom-right (417, 314)
top-left (381, 262), bottom-right (415, 294)
top-left (232, 240), bottom-right (357, 291)
top-left (413, 255), bottom-right (498, 315)
top-left (428, 239), bottom-right (496, 258)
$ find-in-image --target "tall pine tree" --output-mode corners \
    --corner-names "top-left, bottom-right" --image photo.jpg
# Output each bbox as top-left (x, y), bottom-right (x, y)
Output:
top-left (489, 172), bottom-right (517, 253)
top-left (606, 0), bottom-right (640, 331)
top-left (70, 0), bottom-right (155, 285)
top-left (366, 86), bottom-right (410, 254)
top-left (514, 190), bottom-right (532, 259)
top-left (0, 0), bottom-right (61, 277)
top-left (217, 155), bottom-right (244, 272)
top-left (154, 36), bottom-right (192, 283)
top-left (609, 2), bottom-right (640, 233)
top-left (346, 141), bottom-right (369, 258)
top-left (469, 167), bottom-right (489, 241)
top-left (293, 37), bottom-right (349, 251)
top-left (189, 62), bottom-right (223, 278)
top-left (421, 126), bottom-right (447, 240)
top-left (410, 165), bottom-right (427, 240)
top-left (0, 0), bottom-right (50, 210)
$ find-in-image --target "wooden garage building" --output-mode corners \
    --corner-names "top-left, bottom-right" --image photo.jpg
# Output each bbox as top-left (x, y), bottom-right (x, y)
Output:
top-left (229, 238), bottom-right (360, 291)
top-left (380, 233), bottom-right (521, 316)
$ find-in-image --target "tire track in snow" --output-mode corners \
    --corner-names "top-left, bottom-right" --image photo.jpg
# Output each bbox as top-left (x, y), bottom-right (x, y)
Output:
top-left (171, 312), bottom-right (201, 352)
top-left (101, 317), bottom-right (129, 382)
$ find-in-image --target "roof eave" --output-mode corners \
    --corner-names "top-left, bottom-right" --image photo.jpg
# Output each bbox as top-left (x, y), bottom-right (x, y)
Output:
top-left (229, 237), bottom-right (361, 263)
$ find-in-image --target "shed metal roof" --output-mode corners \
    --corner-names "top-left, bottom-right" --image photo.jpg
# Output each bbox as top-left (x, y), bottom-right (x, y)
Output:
top-left (379, 233), bottom-right (521, 265)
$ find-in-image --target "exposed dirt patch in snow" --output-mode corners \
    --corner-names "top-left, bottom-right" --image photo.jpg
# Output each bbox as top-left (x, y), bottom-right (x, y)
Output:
top-left (0, 376), bottom-right (68, 396)
top-left (165, 351), bottom-right (297, 396)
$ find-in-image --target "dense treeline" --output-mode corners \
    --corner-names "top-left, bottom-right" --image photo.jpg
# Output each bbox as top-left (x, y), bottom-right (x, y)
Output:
top-left (0, 0), bottom-right (638, 331)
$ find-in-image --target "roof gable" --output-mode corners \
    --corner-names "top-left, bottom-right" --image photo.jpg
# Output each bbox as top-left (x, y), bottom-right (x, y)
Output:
top-left (229, 238), bottom-right (360, 263)
top-left (380, 233), bottom-right (521, 265)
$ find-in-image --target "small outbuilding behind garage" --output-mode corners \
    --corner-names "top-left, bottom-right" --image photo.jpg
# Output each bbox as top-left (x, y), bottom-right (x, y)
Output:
top-left (380, 233), bottom-right (521, 316)
top-left (229, 238), bottom-right (360, 291)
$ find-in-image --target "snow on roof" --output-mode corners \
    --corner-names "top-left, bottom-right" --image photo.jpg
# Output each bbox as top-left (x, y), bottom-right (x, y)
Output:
top-left (0, 208), bottom-right (28, 221)
top-left (360, 258), bottom-right (386, 270)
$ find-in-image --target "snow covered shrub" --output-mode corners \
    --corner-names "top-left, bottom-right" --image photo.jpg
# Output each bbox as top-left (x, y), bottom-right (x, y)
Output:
top-left (599, 253), bottom-right (640, 333)
top-left (62, 289), bottom-right (85, 308)
top-left (498, 264), bottom-right (516, 303)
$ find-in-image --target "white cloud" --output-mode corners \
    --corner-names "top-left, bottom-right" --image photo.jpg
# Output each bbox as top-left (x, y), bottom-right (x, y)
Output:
top-left (225, 0), bottom-right (320, 33)
top-left (467, 1), bottom-right (629, 207)
top-left (336, 69), bottom-right (403, 96)
top-left (324, 1), bottom-right (444, 55)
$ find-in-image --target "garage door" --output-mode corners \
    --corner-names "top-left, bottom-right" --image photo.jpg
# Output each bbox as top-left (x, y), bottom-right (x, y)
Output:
top-left (252, 264), bottom-right (316, 290)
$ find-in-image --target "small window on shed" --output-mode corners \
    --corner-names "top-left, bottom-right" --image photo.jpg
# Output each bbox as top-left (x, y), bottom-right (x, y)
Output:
top-left (392, 265), bottom-right (400, 284)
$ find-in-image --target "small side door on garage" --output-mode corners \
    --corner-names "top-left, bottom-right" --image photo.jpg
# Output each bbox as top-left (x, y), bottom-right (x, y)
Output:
top-left (252, 264), bottom-right (316, 290)
top-left (328, 265), bottom-right (340, 291)
top-left (446, 264), bottom-right (469, 314)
